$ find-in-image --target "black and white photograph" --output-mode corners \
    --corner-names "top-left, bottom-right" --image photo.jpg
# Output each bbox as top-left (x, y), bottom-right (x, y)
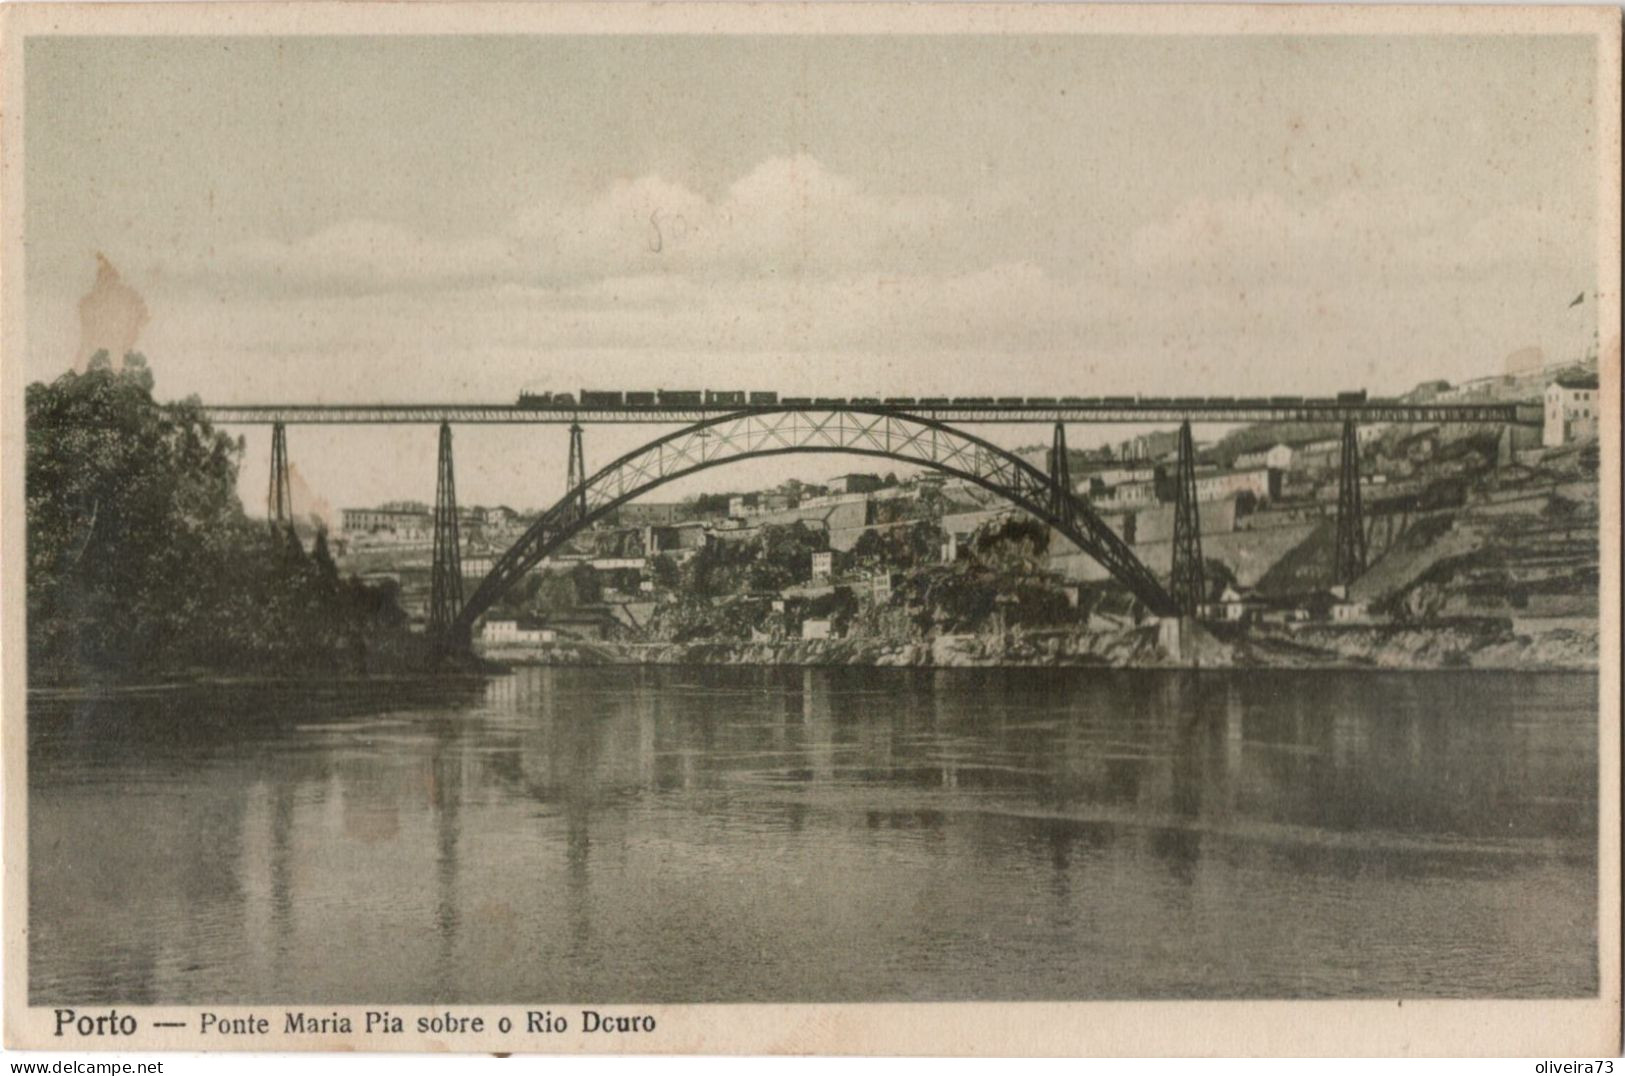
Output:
top-left (2, 3), bottom-right (1619, 1057)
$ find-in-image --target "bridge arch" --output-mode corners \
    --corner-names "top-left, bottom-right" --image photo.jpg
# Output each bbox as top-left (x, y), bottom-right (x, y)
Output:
top-left (452, 408), bottom-right (1176, 638)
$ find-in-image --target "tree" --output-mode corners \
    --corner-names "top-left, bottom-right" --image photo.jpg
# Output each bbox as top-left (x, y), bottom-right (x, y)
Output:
top-left (746, 523), bottom-right (825, 592)
top-left (649, 552), bottom-right (681, 590)
top-left (26, 359), bottom-right (415, 681)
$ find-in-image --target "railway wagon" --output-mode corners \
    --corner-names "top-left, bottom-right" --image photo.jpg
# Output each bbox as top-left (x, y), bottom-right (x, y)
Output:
top-left (748, 391), bottom-right (779, 405)
top-left (1336, 390), bottom-right (1369, 403)
top-left (626, 391), bottom-right (656, 406)
top-left (579, 390), bottom-right (624, 408)
top-left (706, 389), bottom-right (747, 406)
top-left (658, 389), bottom-right (704, 407)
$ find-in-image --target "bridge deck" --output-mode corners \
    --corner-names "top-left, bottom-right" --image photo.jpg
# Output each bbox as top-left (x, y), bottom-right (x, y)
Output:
top-left (201, 401), bottom-right (1529, 425)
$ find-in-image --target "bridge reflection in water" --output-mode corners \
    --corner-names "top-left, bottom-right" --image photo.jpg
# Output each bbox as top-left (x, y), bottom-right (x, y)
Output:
top-left (27, 667), bottom-right (1597, 1004)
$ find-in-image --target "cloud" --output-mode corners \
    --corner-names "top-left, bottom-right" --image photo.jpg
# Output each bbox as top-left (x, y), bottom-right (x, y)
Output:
top-left (1126, 189), bottom-right (1587, 283)
top-left (214, 220), bottom-right (530, 294)
top-left (178, 154), bottom-right (966, 297)
top-left (516, 154), bottom-right (962, 283)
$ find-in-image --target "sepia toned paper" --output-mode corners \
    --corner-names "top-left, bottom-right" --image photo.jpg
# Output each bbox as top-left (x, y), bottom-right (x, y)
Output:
top-left (2, 1), bottom-right (1619, 1057)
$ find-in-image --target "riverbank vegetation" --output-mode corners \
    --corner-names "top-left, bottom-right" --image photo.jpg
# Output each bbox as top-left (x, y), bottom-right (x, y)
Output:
top-left (26, 355), bottom-right (423, 684)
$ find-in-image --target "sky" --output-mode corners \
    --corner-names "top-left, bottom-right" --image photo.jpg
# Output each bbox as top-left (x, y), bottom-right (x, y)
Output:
top-left (24, 34), bottom-right (1602, 516)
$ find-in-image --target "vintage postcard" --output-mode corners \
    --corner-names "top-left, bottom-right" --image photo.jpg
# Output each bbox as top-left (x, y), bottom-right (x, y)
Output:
top-left (2, 2), bottom-right (1619, 1058)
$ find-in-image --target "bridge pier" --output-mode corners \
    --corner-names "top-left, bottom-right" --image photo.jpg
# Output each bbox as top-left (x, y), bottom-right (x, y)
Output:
top-left (1333, 419), bottom-right (1367, 586)
top-left (429, 421), bottom-right (466, 648)
top-left (267, 421), bottom-right (293, 531)
top-left (566, 422), bottom-right (587, 519)
top-left (1169, 420), bottom-right (1205, 616)
top-left (1046, 421), bottom-right (1072, 516)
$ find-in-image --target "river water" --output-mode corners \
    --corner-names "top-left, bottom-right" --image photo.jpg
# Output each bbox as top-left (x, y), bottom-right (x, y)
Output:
top-left (28, 667), bottom-right (1597, 1003)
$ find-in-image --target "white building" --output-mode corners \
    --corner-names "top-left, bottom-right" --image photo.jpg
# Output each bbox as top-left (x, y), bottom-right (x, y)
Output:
top-left (1192, 467), bottom-right (1280, 505)
top-left (1235, 443), bottom-right (1298, 470)
top-left (801, 618), bottom-right (833, 641)
top-left (1098, 479), bottom-right (1160, 508)
top-left (1331, 600), bottom-right (1371, 623)
top-left (341, 507), bottom-right (432, 540)
top-left (481, 619), bottom-right (557, 645)
top-left (1544, 375), bottom-right (1600, 447)
top-left (810, 550), bottom-right (833, 582)
top-left (1083, 464), bottom-right (1159, 490)
top-left (871, 572), bottom-right (900, 602)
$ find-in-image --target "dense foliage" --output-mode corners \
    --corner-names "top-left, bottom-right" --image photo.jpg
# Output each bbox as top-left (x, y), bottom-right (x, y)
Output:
top-left (26, 359), bottom-right (416, 682)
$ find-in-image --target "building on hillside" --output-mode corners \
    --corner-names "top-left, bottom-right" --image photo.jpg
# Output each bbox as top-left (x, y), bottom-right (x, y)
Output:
top-left (341, 507), bottom-right (433, 540)
top-left (1234, 443), bottom-right (1298, 470)
top-left (1192, 467), bottom-right (1280, 505)
top-left (1083, 464), bottom-right (1161, 490)
top-left (801, 618), bottom-right (833, 641)
top-left (1120, 430), bottom-right (1178, 461)
top-left (646, 522), bottom-right (710, 559)
top-left (1204, 585), bottom-right (1266, 623)
top-left (1356, 423), bottom-right (1389, 446)
top-left (614, 502), bottom-right (683, 527)
top-left (481, 619), bottom-right (557, 645)
top-left (1293, 439), bottom-right (1342, 468)
top-left (1544, 375), bottom-right (1601, 447)
top-left (829, 473), bottom-right (884, 495)
top-left (811, 550), bottom-right (833, 582)
top-left (468, 505), bottom-right (521, 527)
top-left (1097, 479), bottom-right (1160, 508)
top-left (1331, 598), bottom-right (1372, 623)
top-left (871, 572), bottom-right (901, 602)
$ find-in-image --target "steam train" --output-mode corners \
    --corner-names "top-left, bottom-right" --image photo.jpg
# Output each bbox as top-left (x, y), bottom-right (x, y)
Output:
top-left (514, 389), bottom-right (1372, 410)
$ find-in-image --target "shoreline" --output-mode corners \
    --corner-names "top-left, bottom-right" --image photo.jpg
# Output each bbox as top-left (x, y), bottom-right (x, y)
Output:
top-left (477, 618), bottom-right (1599, 673)
top-left (25, 620), bottom-right (1597, 693)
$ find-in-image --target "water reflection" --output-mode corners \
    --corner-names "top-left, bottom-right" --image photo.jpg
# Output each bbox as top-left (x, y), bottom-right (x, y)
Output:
top-left (29, 668), bottom-right (1597, 1003)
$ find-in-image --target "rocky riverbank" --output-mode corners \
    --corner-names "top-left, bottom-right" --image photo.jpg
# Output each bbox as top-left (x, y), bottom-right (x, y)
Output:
top-left (479, 616), bottom-right (1597, 671)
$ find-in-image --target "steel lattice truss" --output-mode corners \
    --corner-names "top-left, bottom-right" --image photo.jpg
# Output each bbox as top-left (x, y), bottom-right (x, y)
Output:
top-left (205, 400), bottom-right (1528, 426)
top-left (453, 408), bottom-right (1178, 637)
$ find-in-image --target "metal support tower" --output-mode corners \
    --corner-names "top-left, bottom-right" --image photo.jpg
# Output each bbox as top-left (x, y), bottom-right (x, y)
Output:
top-left (1333, 419), bottom-right (1367, 586)
top-left (566, 422), bottom-right (587, 519)
top-left (1046, 420), bottom-right (1072, 515)
top-left (429, 422), bottom-right (465, 646)
top-left (1169, 420), bottom-right (1205, 616)
top-left (267, 421), bottom-right (293, 529)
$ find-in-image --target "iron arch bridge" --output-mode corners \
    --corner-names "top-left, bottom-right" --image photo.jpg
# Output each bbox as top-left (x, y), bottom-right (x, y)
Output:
top-left (449, 407), bottom-right (1177, 642)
